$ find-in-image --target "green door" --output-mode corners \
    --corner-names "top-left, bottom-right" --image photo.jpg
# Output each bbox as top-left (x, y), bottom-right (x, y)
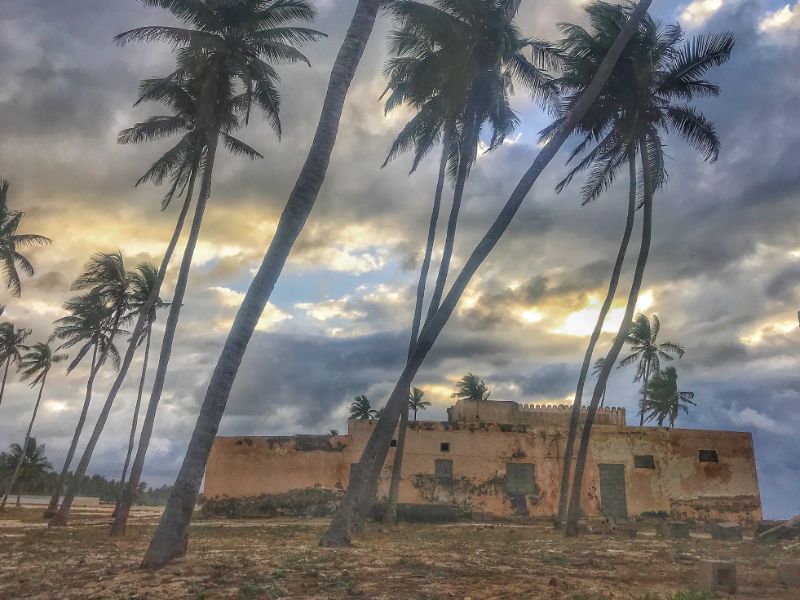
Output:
top-left (598, 463), bottom-right (628, 518)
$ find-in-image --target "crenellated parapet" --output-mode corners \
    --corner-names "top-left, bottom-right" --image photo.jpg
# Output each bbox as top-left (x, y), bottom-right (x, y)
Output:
top-left (447, 399), bottom-right (626, 427)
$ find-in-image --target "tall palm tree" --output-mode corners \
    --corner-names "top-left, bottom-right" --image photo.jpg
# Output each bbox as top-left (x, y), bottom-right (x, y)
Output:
top-left (0, 179), bottom-right (51, 297)
top-left (619, 313), bottom-right (684, 425)
top-left (349, 395), bottom-right (377, 421)
top-left (142, 0), bottom-right (382, 568)
top-left (95, 0), bottom-right (324, 537)
top-left (321, 0), bottom-right (654, 548)
top-left (564, 3), bottom-right (732, 536)
top-left (0, 439), bottom-right (51, 508)
top-left (408, 387), bottom-right (430, 421)
top-left (644, 366), bottom-right (695, 428)
top-left (1, 342), bottom-right (65, 510)
top-left (44, 288), bottom-right (124, 519)
top-left (451, 373), bottom-right (490, 402)
top-left (0, 322), bottom-right (31, 410)
top-left (118, 264), bottom-right (168, 489)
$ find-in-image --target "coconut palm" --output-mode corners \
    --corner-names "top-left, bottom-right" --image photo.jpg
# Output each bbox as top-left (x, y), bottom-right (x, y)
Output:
top-left (563, 2), bottom-right (732, 536)
top-left (349, 395), bottom-right (377, 421)
top-left (451, 373), bottom-right (490, 402)
top-left (142, 0), bottom-right (381, 568)
top-left (408, 387), bottom-right (430, 421)
top-left (0, 179), bottom-right (51, 297)
top-left (644, 366), bottom-right (695, 428)
top-left (118, 264), bottom-right (168, 489)
top-left (44, 289), bottom-right (124, 519)
top-left (0, 439), bottom-right (51, 508)
top-left (1, 343), bottom-right (65, 510)
top-left (618, 313), bottom-right (684, 425)
top-left (92, 0), bottom-right (325, 537)
top-left (0, 322), bottom-right (31, 410)
top-left (321, 0), bottom-right (654, 548)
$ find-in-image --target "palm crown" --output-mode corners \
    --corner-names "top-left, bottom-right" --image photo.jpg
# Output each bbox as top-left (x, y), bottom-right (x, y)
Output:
top-left (451, 372), bottom-right (491, 402)
top-left (53, 295), bottom-right (122, 374)
top-left (0, 179), bottom-right (51, 296)
top-left (382, 0), bottom-right (558, 175)
top-left (127, 263), bottom-right (168, 339)
top-left (408, 386), bottom-right (431, 420)
top-left (645, 366), bottom-right (696, 428)
top-left (0, 322), bottom-right (32, 365)
top-left (542, 1), bottom-right (734, 204)
top-left (618, 313), bottom-right (684, 381)
top-left (18, 342), bottom-right (67, 387)
top-left (349, 394), bottom-right (377, 421)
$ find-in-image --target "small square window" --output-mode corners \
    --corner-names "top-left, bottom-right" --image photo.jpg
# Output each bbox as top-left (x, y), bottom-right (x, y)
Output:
top-left (634, 455), bottom-right (655, 469)
top-left (699, 449), bottom-right (718, 463)
top-left (506, 463), bottom-right (536, 494)
top-left (390, 439), bottom-right (397, 447)
top-left (435, 459), bottom-right (453, 481)
top-left (440, 442), bottom-right (450, 452)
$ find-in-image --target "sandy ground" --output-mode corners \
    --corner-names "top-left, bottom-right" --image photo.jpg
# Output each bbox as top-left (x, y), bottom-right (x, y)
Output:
top-left (0, 505), bottom-right (797, 599)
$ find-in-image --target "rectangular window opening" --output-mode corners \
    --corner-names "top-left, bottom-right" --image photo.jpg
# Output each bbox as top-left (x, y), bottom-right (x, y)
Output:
top-left (634, 455), bottom-right (656, 469)
top-left (434, 458), bottom-right (453, 482)
top-left (390, 439), bottom-right (397, 447)
top-left (506, 463), bottom-right (537, 494)
top-left (699, 449), bottom-right (718, 463)
top-left (440, 442), bottom-right (450, 452)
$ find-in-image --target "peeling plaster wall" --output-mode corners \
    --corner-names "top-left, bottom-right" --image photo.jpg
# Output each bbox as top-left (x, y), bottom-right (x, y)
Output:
top-left (205, 419), bottom-right (762, 523)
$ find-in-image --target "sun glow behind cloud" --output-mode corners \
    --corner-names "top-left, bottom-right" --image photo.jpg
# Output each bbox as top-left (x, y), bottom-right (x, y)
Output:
top-left (551, 290), bottom-right (654, 337)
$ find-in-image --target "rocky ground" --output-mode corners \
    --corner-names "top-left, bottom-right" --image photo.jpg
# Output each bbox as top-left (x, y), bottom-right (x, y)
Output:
top-left (0, 505), bottom-right (797, 599)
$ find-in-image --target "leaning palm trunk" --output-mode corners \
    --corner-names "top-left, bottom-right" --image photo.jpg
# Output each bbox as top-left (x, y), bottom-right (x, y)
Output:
top-left (141, 0), bottom-right (382, 569)
top-left (44, 344), bottom-right (100, 518)
top-left (0, 358), bottom-right (10, 410)
top-left (108, 131), bottom-right (220, 536)
top-left (120, 326), bottom-right (152, 487)
top-left (384, 123), bottom-right (454, 524)
top-left (45, 171), bottom-right (196, 523)
top-left (320, 0), bottom-right (653, 547)
top-left (639, 369), bottom-right (650, 425)
top-left (1, 374), bottom-right (46, 510)
top-left (556, 151), bottom-right (637, 524)
top-left (564, 132), bottom-right (654, 536)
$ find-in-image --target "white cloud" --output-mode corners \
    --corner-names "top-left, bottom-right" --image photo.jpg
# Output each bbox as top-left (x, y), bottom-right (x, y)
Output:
top-left (759, 2), bottom-right (800, 33)
top-left (679, 0), bottom-right (724, 27)
top-left (728, 407), bottom-right (792, 435)
top-left (295, 298), bottom-right (365, 322)
top-left (210, 286), bottom-right (291, 331)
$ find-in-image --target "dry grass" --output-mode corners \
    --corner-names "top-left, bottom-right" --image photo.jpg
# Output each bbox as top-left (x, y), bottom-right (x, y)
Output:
top-left (0, 506), bottom-right (797, 599)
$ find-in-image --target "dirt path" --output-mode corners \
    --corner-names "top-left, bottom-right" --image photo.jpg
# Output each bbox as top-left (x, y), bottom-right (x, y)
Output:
top-left (0, 507), bottom-right (796, 599)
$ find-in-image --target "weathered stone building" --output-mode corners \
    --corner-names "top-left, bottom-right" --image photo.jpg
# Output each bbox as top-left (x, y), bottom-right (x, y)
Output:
top-left (204, 399), bottom-right (762, 523)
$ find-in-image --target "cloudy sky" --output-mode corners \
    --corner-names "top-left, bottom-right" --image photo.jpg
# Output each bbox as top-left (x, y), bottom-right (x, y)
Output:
top-left (1, 0), bottom-right (798, 518)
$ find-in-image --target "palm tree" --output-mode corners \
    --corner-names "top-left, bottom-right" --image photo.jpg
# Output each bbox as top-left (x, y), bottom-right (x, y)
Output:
top-left (451, 373), bottom-right (490, 402)
top-left (118, 264), bottom-right (168, 489)
top-left (644, 366), bottom-right (695, 428)
top-left (618, 314), bottom-right (685, 425)
top-left (408, 387), bottom-right (430, 421)
top-left (0, 179), bottom-right (51, 296)
top-left (98, 0), bottom-right (324, 537)
top-left (44, 287), bottom-right (124, 519)
top-left (0, 322), bottom-right (31, 410)
top-left (1, 342), bottom-right (65, 510)
top-left (0, 439), bottom-right (51, 508)
top-left (143, 0), bottom-right (382, 568)
top-left (349, 395), bottom-right (377, 421)
top-left (564, 3), bottom-right (732, 536)
top-left (321, 0), bottom-right (654, 548)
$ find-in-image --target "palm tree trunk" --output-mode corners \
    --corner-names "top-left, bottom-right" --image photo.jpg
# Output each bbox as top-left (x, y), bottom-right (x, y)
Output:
top-left (44, 170), bottom-right (196, 522)
top-left (639, 370), bottom-right (649, 426)
top-left (120, 327), bottom-right (152, 486)
top-left (108, 129), bottom-right (220, 537)
top-left (141, 0), bottom-right (382, 569)
top-left (556, 151), bottom-right (637, 524)
top-left (424, 114), bottom-right (477, 322)
top-left (384, 122), bottom-right (454, 525)
top-left (2, 374), bottom-right (46, 510)
top-left (564, 132), bottom-right (654, 537)
top-left (320, 0), bottom-right (653, 547)
top-left (0, 357), bottom-right (10, 410)
top-left (44, 344), bottom-right (99, 519)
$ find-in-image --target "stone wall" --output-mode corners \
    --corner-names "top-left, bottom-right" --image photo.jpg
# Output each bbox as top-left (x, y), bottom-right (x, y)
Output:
top-left (205, 418), bottom-right (762, 524)
top-left (447, 399), bottom-right (626, 427)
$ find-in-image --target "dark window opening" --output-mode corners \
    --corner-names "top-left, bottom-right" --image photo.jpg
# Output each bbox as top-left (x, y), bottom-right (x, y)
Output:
top-left (506, 463), bottom-right (537, 494)
top-left (634, 455), bottom-right (656, 469)
top-left (699, 449), bottom-right (719, 463)
top-left (440, 442), bottom-right (450, 452)
top-left (390, 439), bottom-right (397, 447)
top-left (435, 459), bottom-right (453, 481)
